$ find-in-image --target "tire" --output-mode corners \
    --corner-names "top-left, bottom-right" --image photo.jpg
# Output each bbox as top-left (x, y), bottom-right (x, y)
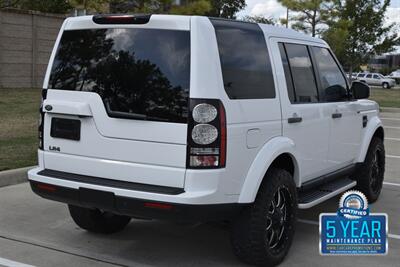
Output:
top-left (68, 205), bottom-right (131, 234)
top-left (382, 82), bottom-right (389, 89)
top-left (354, 137), bottom-right (385, 203)
top-left (231, 168), bottom-right (297, 266)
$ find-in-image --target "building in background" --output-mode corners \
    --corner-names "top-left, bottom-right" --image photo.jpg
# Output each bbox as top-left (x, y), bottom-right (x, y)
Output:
top-left (368, 53), bottom-right (400, 74)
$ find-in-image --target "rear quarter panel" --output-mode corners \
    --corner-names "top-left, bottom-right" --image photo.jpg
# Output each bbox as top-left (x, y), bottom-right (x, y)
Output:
top-left (190, 17), bottom-right (282, 197)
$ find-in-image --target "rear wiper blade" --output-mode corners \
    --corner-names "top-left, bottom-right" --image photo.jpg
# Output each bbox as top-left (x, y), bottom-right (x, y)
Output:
top-left (104, 101), bottom-right (169, 122)
top-left (108, 109), bottom-right (147, 120)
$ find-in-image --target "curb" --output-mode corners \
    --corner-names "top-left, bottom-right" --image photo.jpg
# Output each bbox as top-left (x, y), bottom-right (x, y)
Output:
top-left (0, 166), bottom-right (35, 188)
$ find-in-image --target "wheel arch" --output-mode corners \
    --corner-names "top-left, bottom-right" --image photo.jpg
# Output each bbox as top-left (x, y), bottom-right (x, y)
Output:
top-left (238, 136), bottom-right (299, 203)
top-left (357, 116), bottom-right (384, 163)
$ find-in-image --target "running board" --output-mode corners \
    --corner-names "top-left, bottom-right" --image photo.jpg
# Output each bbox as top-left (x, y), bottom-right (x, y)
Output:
top-left (298, 178), bottom-right (356, 209)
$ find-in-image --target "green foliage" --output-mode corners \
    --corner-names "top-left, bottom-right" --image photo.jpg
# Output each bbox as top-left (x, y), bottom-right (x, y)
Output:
top-left (170, 0), bottom-right (211, 16)
top-left (242, 15), bottom-right (275, 25)
top-left (1, 0), bottom-right (72, 13)
top-left (69, 0), bottom-right (109, 13)
top-left (0, 0), bottom-right (20, 8)
top-left (1, 0), bottom-right (245, 17)
top-left (108, 0), bottom-right (155, 13)
top-left (322, 19), bottom-right (350, 62)
top-left (278, 0), bottom-right (335, 36)
top-left (208, 0), bottom-right (246, 19)
top-left (379, 66), bottom-right (399, 76)
top-left (322, 0), bottom-right (399, 73)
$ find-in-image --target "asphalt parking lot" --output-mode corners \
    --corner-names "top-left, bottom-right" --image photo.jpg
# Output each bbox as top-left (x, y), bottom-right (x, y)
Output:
top-left (0, 109), bottom-right (399, 267)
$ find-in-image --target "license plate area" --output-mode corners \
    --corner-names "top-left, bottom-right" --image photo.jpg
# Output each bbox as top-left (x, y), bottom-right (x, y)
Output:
top-left (79, 187), bottom-right (115, 210)
top-left (50, 118), bottom-right (81, 141)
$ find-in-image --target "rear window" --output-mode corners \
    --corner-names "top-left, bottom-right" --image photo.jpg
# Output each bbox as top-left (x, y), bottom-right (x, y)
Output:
top-left (48, 28), bottom-right (190, 123)
top-left (210, 19), bottom-right (275, 99)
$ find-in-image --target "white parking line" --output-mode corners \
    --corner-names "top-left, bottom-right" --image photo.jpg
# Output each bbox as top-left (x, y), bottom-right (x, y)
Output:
top-left (381, 117), bottom-right (400, 121)
top-left (387, 154), bottom-right (400, 159)
top-left (298, 219), bottom-right (319, 226)
top-left (389, 234), bottom-right (400, 240)
top-left (298, 219), bottom-right (400, 240)
top-left (385, 137), bottom-right (400, 141)
top-left (383, 182), bottom-right (400, 187)
top-left (384, 126), bottom-right (400, 130)
top-left (0, 257), bottom-right (35, 267)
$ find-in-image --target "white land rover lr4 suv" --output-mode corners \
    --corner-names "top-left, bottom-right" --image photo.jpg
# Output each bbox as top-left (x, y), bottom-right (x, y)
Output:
top-left (28, 14), bottom-right (385, 266)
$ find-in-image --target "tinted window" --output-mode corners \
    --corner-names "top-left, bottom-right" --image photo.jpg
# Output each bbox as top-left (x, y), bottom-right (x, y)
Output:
top-left (285, 44), bottom-right (318, 103)
top-left (373, 74), bottom-right (380, 79)
top-left (278, 43), bottom-right (295, 102)
top-left (49, 29), bottom-right (190, 123)
top-left (311, 47), bottom-right (347, 102)
top-left (366, 74), bottom-right (372, 78)
top-left (210, 19), bottom-right (275, 99)
top-left (357, 73), bottom-right (365, 78)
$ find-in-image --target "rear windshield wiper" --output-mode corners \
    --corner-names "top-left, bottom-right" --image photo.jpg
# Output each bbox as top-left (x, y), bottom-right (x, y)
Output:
top-left (104, 101), bottom-right (168, 122)
top-left (108, 109), bottom-right (148, 120)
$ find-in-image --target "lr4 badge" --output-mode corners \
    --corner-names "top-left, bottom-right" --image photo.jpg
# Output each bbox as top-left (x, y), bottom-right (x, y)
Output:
top-left (319, 190), bottom-right (388, 255)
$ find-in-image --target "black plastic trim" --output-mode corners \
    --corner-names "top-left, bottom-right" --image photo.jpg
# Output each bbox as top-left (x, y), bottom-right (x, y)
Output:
top-left (299, 177), bottom-right (354, 204)
top-left (92, 14), bottom-right (151, 24)
top-left (288, 117), bottom-right (302, 123)
top-left (363, 115), bottom-right (368, 128)
top-left (331, 113), bottom-right (342, 119)
top-left (50, 118), bottom-right (81, 141)
top-left (38, 89), bottom-right (47, 150)
top-left (37, 169), bottom-right (184, 195)
top-left (299, 164), bottom-right (356, 192)
top-left (30, 181), bottom-right (247, 222)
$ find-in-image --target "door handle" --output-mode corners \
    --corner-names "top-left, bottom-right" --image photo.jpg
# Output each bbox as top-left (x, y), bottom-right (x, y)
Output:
top-left (332, 113), bottom-right (342, 119)
top-left (42, 100), bottom-right (92, 117)
top-left (288, 117), bottom-right (302, 123)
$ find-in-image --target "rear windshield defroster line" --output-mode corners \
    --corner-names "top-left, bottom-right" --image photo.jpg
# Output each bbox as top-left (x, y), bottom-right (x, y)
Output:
top-left (48, 28), bottom-right (190, 123)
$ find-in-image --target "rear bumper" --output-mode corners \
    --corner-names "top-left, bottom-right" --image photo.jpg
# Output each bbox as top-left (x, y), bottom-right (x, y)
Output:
top-left (28, 165), bottom-right (246, 221)
top-left (29, 179), bottom-right (246, 222)
top-left (34, 150), bottom-right (240, 204)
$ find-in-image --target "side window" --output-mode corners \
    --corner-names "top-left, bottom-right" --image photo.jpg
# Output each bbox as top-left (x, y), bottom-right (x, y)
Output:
top-left (284, 43), bottom-right (319, 103)
top-left (373, 74), bottom-right (380, 79)
top-left (278, 43), bottom-right (295, 102)
top-left (210, 19), bottom-right (276, 99)
top-left (358, 73), bottom-right (365, 78)
top-left (311, 47), bottom-right (348, 102)
top-left (366, 74), bottom-right (372, 78)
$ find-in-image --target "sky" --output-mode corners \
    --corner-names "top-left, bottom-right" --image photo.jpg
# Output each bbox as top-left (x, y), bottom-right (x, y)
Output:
top-left (237, 0), bottom-right (400, 27)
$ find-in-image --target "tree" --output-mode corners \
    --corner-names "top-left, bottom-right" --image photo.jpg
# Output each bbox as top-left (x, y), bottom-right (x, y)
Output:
top-left (1, 0), bottom-right (72, 13)
top-left (170, 0), bottom-right (211, 16)
top-left (278, 0), bottom-right (335, 37)
top-left (108, 0), bottom-right (155, 13)
top-left (0, 0), bottom-right (20, 9)
top-left (69, 0), bottom-right (108, 13)
top-left (242, 15), bottom-right (275, 25)
top-left (323, 0), bottom-right (399, 75)
top-left (207, 0), bottom-right (246, 19)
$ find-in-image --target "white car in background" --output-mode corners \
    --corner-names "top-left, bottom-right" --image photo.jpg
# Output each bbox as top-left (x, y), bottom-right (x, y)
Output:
top-left (356, 72), bottom-right (396, 88)
top-left (386, 70), bottom-right (400, 83)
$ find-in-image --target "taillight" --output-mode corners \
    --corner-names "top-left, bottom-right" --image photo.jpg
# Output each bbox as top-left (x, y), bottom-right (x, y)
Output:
top-left (187, 99), bottom-right (226, 169)
top-left (38, 89), bottom-right (47, 150)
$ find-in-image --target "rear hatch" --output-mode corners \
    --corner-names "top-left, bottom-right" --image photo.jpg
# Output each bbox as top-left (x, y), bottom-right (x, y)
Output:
top-left (41, 15), bottom-right (190, 188)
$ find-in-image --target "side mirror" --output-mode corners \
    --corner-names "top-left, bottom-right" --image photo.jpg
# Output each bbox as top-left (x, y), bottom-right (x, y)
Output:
top-left (325, 85), bottom-right (348, 102)
top-left (351, 81), bottom-right (370, 99)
